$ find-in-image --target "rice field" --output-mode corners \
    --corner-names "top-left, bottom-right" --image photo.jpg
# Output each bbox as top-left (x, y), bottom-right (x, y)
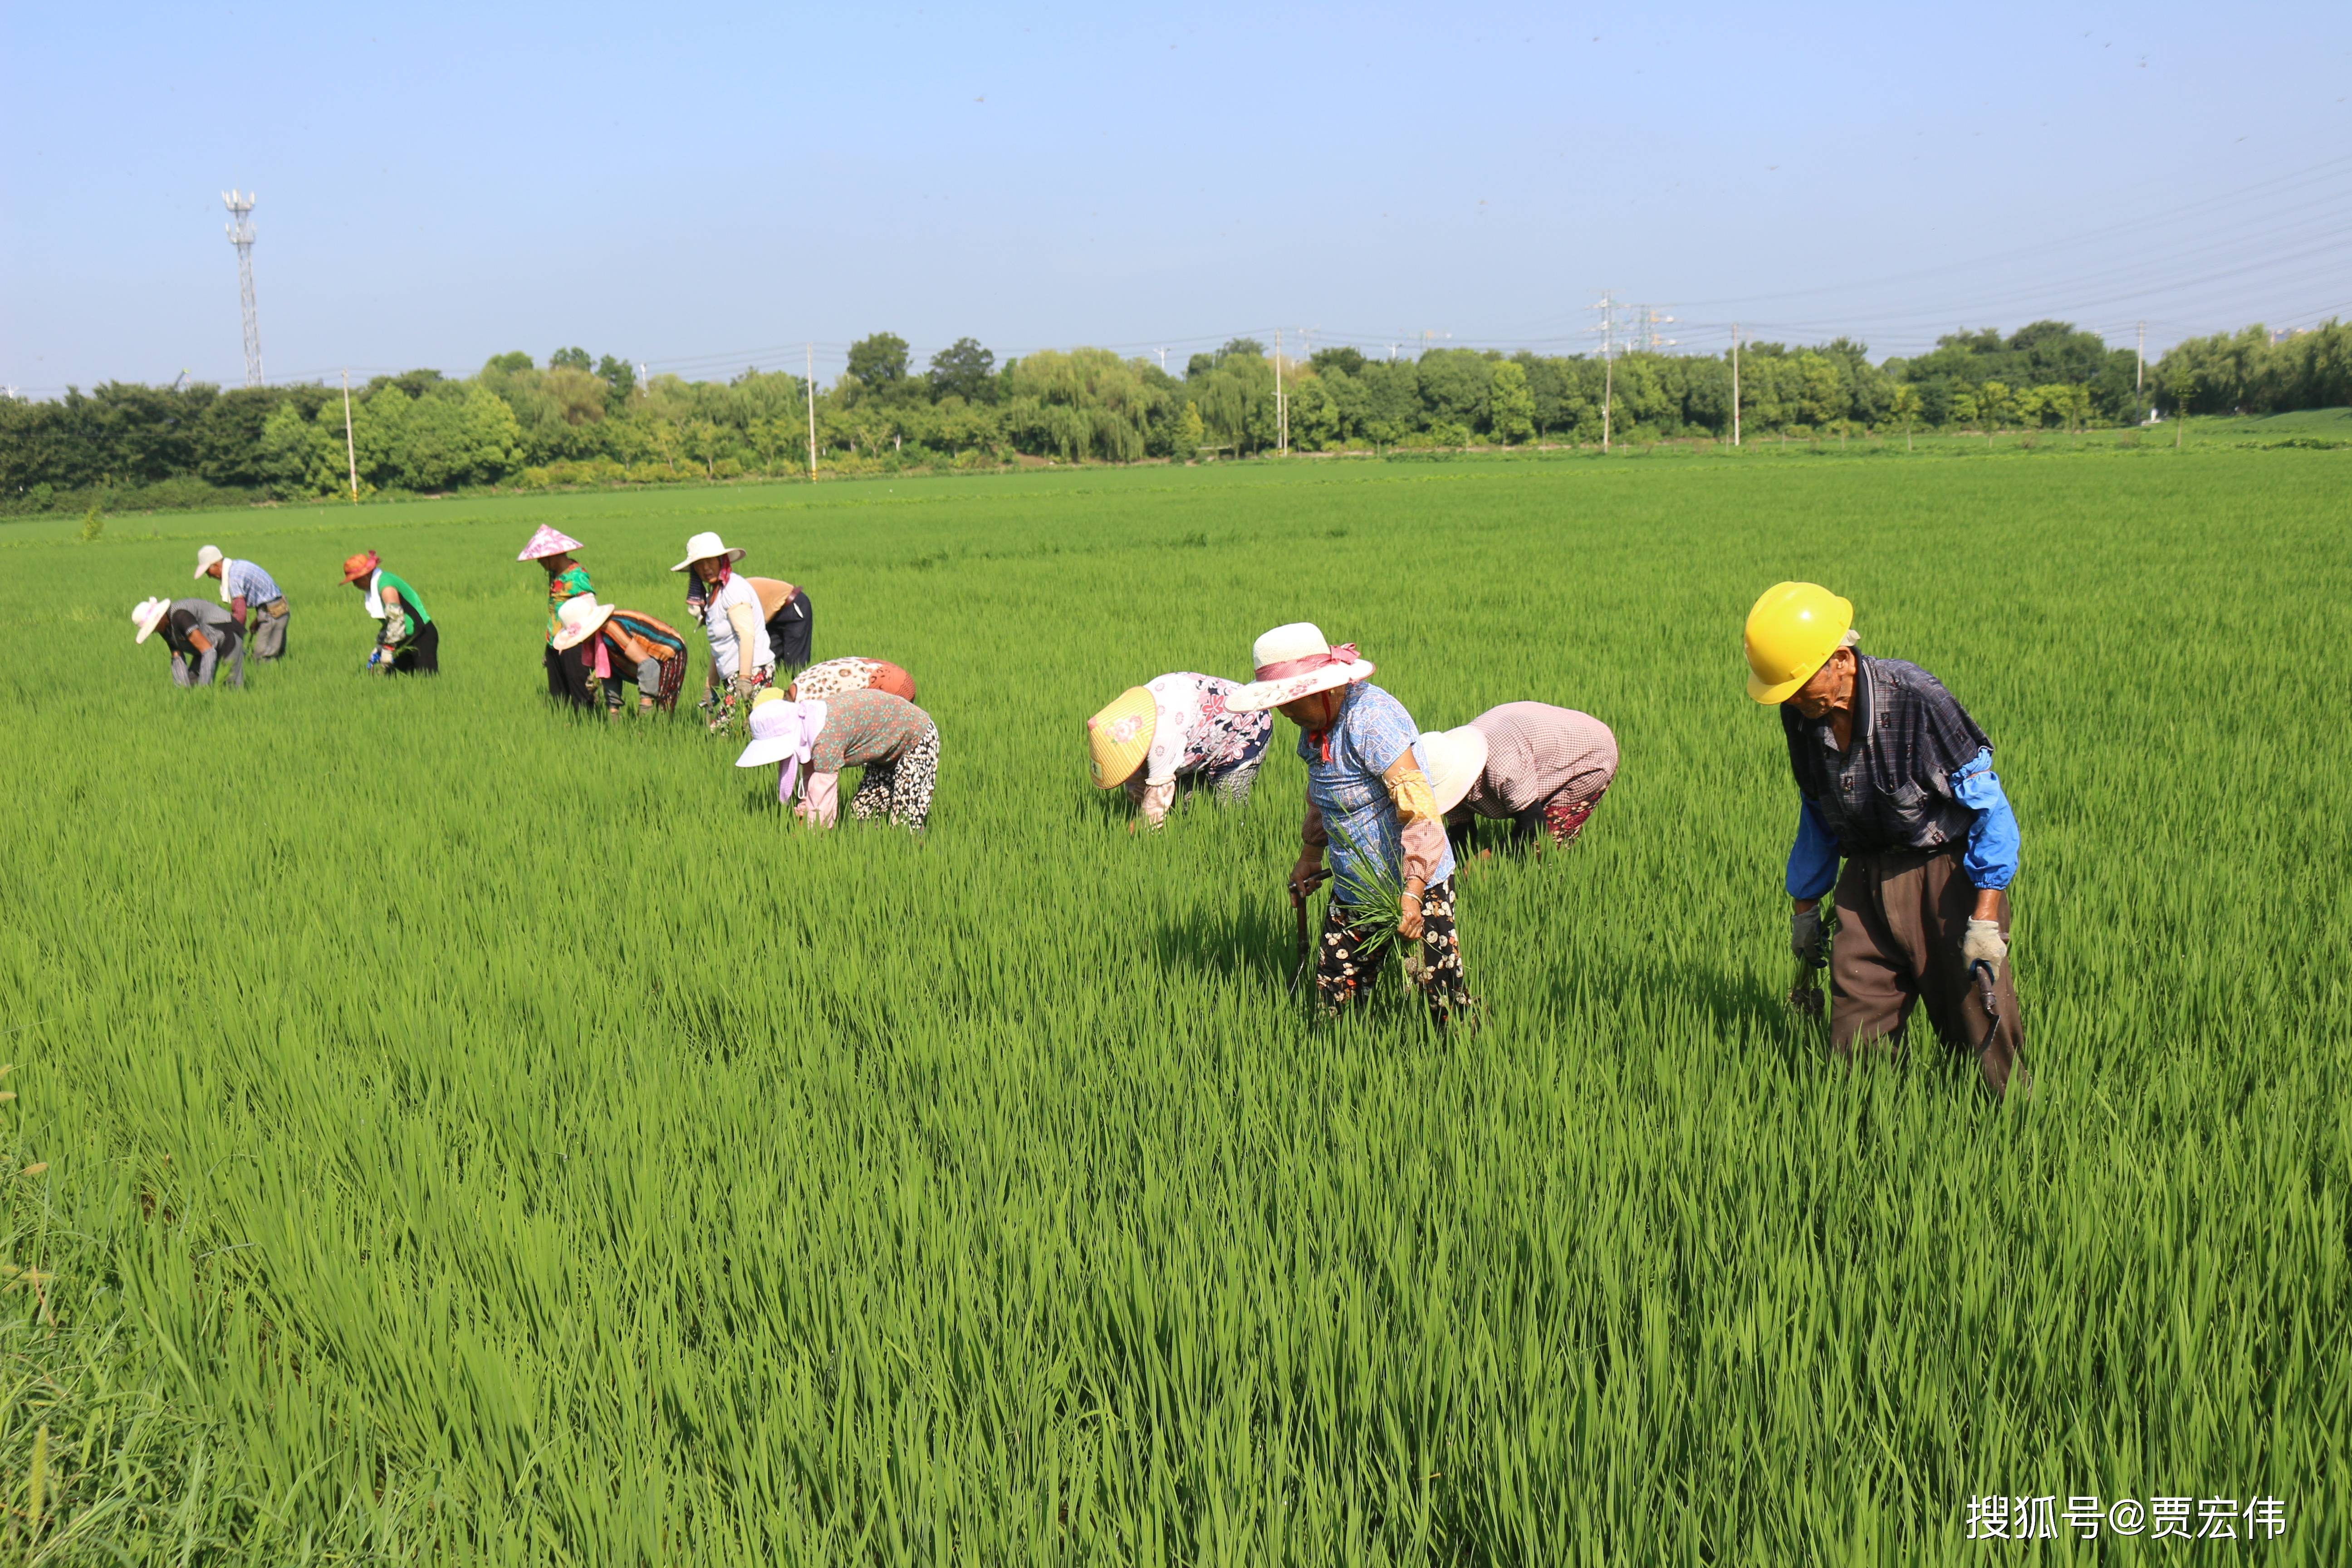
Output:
top-left (2, 448), bottom-right (2347, 1564)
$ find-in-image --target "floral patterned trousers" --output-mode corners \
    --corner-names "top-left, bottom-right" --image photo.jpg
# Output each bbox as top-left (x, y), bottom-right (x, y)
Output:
top-left (1315, 878), bottom-right (1474, 1025)
top-left (849, 724), bottom-right (939, 832)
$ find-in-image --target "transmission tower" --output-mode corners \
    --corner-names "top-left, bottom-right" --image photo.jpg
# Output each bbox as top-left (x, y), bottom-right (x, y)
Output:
top-left (223, 190), bottom-right (262, 387)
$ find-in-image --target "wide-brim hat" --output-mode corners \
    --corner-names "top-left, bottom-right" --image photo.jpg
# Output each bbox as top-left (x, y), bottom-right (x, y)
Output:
top-left (550, 596), bottom-right (616, 652)
top-left (1225, 622), bottom-right (1375, 712)
top-left (340, 551), bottom-right (379, 584)
top-left (1417, 726), bottom-right (1491, 814)
top-left (735, 691), bottom-right (807, 767)
top-left (132, 597), bottom-right (171, 644)
top-left (671, 530), bottom-right (745, 572)
top-left (194, 544), bottom-right (224, 578)
top-left (517, 524), bottom-right (583, 562)
top-left (1086, 686), bottom-right (1157, 788)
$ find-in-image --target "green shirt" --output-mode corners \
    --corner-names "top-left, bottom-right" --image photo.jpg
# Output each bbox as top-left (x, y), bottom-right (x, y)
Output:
top-left (377, 570), bottom-right (431, 644)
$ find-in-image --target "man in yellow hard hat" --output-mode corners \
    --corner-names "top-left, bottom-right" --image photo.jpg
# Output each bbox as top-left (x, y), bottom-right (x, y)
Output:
top-left (1744, 582), bottom-right (2024, 1096)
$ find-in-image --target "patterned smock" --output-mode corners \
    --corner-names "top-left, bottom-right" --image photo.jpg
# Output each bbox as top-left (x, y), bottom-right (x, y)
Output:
top-left (1301, 681), bottom-right (1456, 900)
top-left (546, 563), bottom-right (593, 642)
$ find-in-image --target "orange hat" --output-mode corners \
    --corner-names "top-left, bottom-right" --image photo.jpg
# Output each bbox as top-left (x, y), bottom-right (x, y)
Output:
top-left (340, 550), bottom-right (380, 584)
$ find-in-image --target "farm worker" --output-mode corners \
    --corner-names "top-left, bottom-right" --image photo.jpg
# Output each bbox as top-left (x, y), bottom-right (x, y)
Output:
top-left (549, 596), bottom-right (691, 718)
top-left (736, 687), bottom-right (940, 832)
top-left (1226, 623), bottom-right (1474, 1024)
top-left (193, 544), bottom-right (290, 659)
top-left (341, 552), bottom-right (439, 674)
top-left (1421, 703), bottom-right (1619, 853)
top-left (788, 656), bottom-right (916, 705)
top-left (1086, 673), bottom-right (1274, 828)
top-left (749, 576), bottom-right (816, 677)
top-left (518, 525), bottom-right (597, 709)
top-left (671, 531), bottom-right (772, 733)
top-left (133, 595), bottom-right (244, 687)
top-left (1744, 581), bottom-right (2025, 1097)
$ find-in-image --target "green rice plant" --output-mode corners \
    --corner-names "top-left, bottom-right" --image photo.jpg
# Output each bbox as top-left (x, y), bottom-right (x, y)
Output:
top-left (0, 450), bottom-right (2345, 1563)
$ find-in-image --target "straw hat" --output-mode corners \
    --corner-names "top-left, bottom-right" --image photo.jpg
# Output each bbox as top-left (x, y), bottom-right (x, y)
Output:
top-left (670, 530), bottom-right (745, 572)
top-left (1086, 686), bottom-right (1157, 788)
top-left (340, 551), bottom-right (380, 584)
top-left (1417, 726), bottom-right (1492, 814)
top-left (193, 544), bottom-right (225, 578)
top-left (132, 597), bottom-right (172, 644)
top-left (549, 594), bottom-right (616, 652)
top-left (516, 524), bottom-right (583, 562)
top-left (1225, 623), bottom-right (1375, 712)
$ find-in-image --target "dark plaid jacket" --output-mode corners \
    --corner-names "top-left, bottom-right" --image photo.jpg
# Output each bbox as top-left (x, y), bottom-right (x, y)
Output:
top-left (1780, 655), bottom-right (1989, 861)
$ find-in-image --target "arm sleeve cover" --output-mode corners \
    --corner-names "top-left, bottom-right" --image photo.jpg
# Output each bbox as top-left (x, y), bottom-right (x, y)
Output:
top-left (1951, 746), bottom-right (2020, 891)
top-left (1785, 797), bottom-right (1841, 901)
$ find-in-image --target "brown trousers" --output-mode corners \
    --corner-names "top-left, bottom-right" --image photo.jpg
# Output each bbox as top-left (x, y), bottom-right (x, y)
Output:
top-left (1832, 847), bottom-right (2025, 1096)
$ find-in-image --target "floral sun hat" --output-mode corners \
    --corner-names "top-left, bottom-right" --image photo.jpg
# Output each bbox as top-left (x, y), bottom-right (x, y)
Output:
top-left (516, 525), bottom-right (583, 562)
top-left (1086, 686), bottom-right (1157, 787)
top-left (1224, 623), bottom-right (1375, 712)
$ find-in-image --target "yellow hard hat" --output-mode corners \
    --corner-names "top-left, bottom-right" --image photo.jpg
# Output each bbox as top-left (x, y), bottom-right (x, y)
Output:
top-left (1086, 686), bottom-right (1157, 787)
top-left (1743, 582), bottom-right (1853, 704)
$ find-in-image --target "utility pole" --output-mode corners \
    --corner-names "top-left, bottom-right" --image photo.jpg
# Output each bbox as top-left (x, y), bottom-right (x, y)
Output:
top-left (1157, 348), bottom-right (1167, 372)
top-left (1731, 325), bottom-right (1741, 448)
top-left (341, 369), bottom-right (359, 503)
top-left (223, 190), bottom-right (263, 387)
top-left (805, 344), bottom-right (819, 481)
top-left (2135, 321), bottom-right (2146, 423)
top-left (1274, 328), bottom-right (1287, 455)
top-left (1591, 292), bottom-right (1621, 452)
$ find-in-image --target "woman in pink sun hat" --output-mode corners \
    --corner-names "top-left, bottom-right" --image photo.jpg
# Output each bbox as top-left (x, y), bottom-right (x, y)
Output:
top-left (517, 524), bottom-right (597, 708)
top-left (1227, 622), bottom-right (1475, 1025)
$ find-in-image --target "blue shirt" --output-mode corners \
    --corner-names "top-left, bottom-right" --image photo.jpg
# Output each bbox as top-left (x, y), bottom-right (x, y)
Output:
top-left (1301, 681), bottom-right (1457, 898)
top-left (222, 559), bottom-right (282, 607)
top-left (1788, 745), bottom-right (2020, 898)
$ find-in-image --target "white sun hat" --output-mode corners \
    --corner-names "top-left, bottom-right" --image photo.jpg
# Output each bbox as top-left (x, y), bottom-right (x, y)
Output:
top-left (735, 690), bottom-right (827, 768)
top-left (1417, 726), bottom-right (1492, 814)
top-left (193, 544), bottom-right (225, 578)
top-left (670, 530), bottom-right (745, 572)
top-left (549, 594), bottom-right (617, 652)
top-left (132, 597), bottom-right (172, 643)
top-left (1225, 622), bottom-right (1377, 711)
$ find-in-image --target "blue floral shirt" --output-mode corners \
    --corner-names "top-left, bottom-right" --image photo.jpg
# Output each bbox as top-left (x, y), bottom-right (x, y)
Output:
top-left (1300, 681), bottom-right (1456, 898)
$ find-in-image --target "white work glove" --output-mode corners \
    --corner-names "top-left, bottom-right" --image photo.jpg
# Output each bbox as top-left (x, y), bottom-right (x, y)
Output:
top-left (1962, 918), bottom-right (2008, 979)
top-left (1790, 906), bottom-right (1825, 966)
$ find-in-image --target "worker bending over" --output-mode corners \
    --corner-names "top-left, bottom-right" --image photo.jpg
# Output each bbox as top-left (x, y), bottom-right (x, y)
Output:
top-left (1744, 582), bottom-right (2025, 1097)
top-left (195, 545), bottom-right (290, 659)
top-left (343, 552), bottom-right (438, 674)
top-left (134, 596), bottom-right (244, 687)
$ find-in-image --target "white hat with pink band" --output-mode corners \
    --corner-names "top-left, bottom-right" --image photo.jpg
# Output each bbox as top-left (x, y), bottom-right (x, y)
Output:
top-left (1225, 622), bottom-right (1377, 712)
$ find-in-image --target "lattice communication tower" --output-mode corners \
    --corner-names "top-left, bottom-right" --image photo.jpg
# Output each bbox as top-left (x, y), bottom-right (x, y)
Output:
top-left (223, 190), bottom-right (262, 387)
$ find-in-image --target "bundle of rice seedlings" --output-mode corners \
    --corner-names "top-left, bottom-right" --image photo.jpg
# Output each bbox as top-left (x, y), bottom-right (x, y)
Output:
top-left (1321, 821), bottom-right (1426, 979)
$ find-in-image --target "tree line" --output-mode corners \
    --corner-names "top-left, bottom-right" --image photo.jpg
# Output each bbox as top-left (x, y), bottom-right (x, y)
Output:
top-left (4, 318), bottom-right (2344, 511)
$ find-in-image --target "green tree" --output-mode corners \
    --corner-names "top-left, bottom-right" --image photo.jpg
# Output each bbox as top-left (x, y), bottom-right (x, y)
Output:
top-left (2166, 366), bottom-right (2198, 450)
top-left (684, 418), bottom-right (724, 479)
top-left (927, 338), bottom-right (996, 403)
top-left (1174, 402), bottom-right (1206, 459)
top-left (1891, 384), bottom-right (1922, 451)
top-left (549, 346), bottom-right (593, 372)
top-left (848, 333), bottom-right (911, 390)
top-left (1488, 361), bottom-right (1536, 446)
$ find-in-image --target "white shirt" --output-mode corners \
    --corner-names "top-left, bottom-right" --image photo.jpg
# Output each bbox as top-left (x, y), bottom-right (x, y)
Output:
top-left (700, 574), bottom-right (773, 676)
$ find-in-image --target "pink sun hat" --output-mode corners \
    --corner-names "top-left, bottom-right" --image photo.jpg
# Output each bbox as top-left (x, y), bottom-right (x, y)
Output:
top-left (1225, 622), bottom-right (1376, 711)
top-left (516, 525), bottom-right (583, 562)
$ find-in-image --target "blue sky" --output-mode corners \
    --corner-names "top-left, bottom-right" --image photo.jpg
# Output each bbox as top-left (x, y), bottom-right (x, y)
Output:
top-left (4, 1), bottom-right (2347, 392)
